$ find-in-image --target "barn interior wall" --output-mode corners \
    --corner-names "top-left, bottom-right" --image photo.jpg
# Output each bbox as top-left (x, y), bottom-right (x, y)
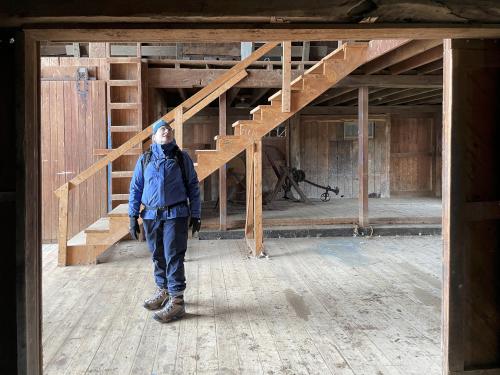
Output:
top-left (390, 113), bottom-right (441, 197)
top-left (40, 57), bottom-right (108, 242)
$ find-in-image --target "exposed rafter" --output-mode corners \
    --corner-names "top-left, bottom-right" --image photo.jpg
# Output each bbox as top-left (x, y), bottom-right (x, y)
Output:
top-left (384, 89), bottom-right (442, 105)
top-left (361, 39), bottom-right (443, 75)
top-left (389, 45), bottom-right (443, 75)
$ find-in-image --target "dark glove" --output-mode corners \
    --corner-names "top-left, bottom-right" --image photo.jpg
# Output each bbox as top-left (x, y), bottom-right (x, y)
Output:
top-left (129, 216), bottom-right (140, 240)
top-left (189, 217), bottom-right (201, 236)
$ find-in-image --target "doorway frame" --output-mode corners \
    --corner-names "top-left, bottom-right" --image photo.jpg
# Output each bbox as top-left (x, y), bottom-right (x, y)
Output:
top-left (20, 25), bottom-right (500, 374)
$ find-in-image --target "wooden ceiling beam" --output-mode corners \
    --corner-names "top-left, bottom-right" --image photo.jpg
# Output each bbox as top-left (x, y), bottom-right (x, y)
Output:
top-left (149, 68), bottom-right (443, 88)
top-left (312, 87), bottom-right (355, 105)
top-left (325, 88), bottom-right (388, 106)
top-left (322, 89), bottom-right (359, 106)
top-left (369, 88), bottom-right (412, 104)
top-left (342, 88), bottom-right (386, 106)
top-left (389, 45), bottom-right (443, 74)
top-left (27, 27), bottom-right (500, 43)
top-left (403, 95), bottom-right (442, 105)
top-left (361, 39), bottom-right (443, 74)
top-left (385, 89), bottom-right (442, 105)
top-left (417, 59), bottom-right (443, 74)
top-left (375, 88), bottom-right (437, 105)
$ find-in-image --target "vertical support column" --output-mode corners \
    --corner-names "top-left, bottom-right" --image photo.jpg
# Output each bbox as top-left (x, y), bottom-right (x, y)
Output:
top-left (382, 114), bottom-right (391, 198)
top-left (358, 87), bottom-right (369, 227)
top-left (245, 144), bottom-right (255, 239)
top-left (442, 39), bottom-right (500, 374)
top-left (289, 113), bottom-right (301, 169)
top-left (254, 139), bottom-right (264, 255)
top-left (175, 106), bottom-right (183, 149)
top-left (57, 183), bottom-right (69, 266)
top-left (282, 41), bottom-right (291, 113)
top-left (219, 92), bottom-right (227, 230)
top-left (300, 41), bottom-right (310, 70)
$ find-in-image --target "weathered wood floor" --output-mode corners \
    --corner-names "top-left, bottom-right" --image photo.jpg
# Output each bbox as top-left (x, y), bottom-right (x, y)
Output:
top-left (202, 197), bottom-right (442, 228)
top-left (43, 235), bottom-right (442, 375)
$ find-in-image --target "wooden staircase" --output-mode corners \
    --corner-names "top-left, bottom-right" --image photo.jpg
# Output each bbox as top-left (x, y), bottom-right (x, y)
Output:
top-left (194, 42), bottom-right (370, 181)
top-left (56, 40), bottom-right (408, 265)
top-left (65, 204), bottom-right (130, 265)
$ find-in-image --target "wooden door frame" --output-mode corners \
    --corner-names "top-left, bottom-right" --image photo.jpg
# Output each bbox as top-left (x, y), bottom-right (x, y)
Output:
top-left (21, 26), bottom-right (500, 375)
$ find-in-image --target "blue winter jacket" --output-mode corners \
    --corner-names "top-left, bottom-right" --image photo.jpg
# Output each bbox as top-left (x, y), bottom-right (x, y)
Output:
top-left (128, 141), bottom-right (201, 220)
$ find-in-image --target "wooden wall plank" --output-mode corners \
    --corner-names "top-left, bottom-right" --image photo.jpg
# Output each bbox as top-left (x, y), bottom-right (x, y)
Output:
top-left (390, 114), bottom-right (435, 196)
top-left (41, 81), bottom-right (107, 242)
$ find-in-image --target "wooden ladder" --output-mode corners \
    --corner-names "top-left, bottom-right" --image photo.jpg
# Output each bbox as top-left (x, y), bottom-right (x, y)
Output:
top-left (105, 43), bottom-right (143, 209)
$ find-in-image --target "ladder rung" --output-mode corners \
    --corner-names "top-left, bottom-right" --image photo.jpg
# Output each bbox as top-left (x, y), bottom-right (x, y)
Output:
top-left (110, 126), bottom-right (142, 132)
top-left (109, 102), bottom-right (140, 110)
top-left (108, 80), bottom-right (139, 86)
top-left (112, 171), bottom-right (134, 178)
top-left (111, 194), bottom-right (130, 201)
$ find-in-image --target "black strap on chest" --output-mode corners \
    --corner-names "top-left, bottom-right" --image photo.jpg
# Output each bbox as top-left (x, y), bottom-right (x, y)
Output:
top-left (142, 146), bottom-right (189, 193)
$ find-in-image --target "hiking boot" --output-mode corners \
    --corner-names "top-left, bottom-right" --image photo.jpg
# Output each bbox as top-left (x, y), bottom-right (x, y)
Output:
top-left (153, 296), bottom-right (185, 323)
top-left (143, 287), bottom-right (169, 310)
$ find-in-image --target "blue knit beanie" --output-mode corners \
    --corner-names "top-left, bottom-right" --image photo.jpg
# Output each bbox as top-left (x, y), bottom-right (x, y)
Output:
top-left (152, 119), bottom-right (168, 134)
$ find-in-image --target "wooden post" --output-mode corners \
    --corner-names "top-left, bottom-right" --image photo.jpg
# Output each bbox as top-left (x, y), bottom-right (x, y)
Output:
top-left (300, 41), bottom-right (310, 70)
top-left (382, 114), bottom-right (391, 198)
top-left (57, 183), bottom-right (69, 266)
top-left (289, 114), bottom-right (301, 169)
top-left (358, 87), bottom-right (369, 227)
top-left (254, 139), bottom-right (264, 255)
top-left (175, 106), bottom-right (183, 149)
top-left (245, 144), bottom-right (254, 239)
top-left (282, 41), bottom-right (291, 113)
top-left (219, 92), bottom-right (227, 230)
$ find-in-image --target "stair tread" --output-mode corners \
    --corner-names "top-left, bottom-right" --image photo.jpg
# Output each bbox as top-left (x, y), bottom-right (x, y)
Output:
top-left (85, 217), bottom-right (110, 233)
top-left (249, 106), bottom-right (261, 114)
top-left (108, 203), bottom-right (129, 217)
top-left (232, 120), bottom-right (259, 127)
top-left (67, 230), bottom-right (87, 247)
top-left (214, 134), bottom-right (242, 141)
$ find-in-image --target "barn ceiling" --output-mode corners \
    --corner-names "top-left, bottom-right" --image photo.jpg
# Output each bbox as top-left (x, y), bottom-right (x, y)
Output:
top-left (2, 0), bottom-right (500, 26)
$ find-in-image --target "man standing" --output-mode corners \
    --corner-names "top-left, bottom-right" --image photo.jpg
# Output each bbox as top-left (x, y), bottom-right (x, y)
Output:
top-left (128, 118), bottom-right (201, 323)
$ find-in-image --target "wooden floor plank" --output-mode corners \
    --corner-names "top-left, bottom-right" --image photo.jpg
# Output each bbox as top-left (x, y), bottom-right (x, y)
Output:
top-left (42, 236), bottom-right (443, 375)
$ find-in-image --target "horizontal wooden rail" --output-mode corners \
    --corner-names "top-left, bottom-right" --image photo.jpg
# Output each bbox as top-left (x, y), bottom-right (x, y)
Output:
top-left (54, 41), bottom-right (279, 197)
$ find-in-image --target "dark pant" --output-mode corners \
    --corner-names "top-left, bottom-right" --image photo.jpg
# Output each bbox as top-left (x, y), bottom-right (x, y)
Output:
top-left (143, 217), bottom-right (188, 297)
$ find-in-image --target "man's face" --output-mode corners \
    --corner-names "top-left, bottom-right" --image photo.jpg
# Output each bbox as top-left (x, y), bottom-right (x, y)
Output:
top-left (153, 125), bottom-right (174, 145)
